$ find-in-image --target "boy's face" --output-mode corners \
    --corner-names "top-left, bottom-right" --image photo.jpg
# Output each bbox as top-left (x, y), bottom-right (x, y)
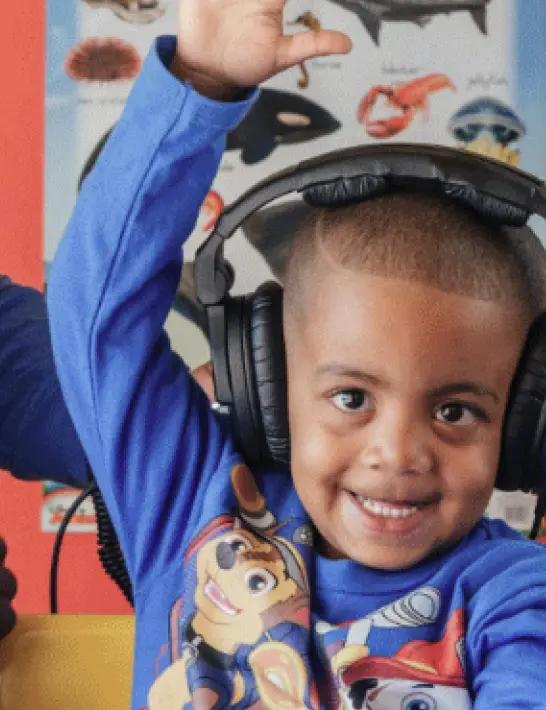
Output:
top-left (285, 264), bottom-right (528, 570)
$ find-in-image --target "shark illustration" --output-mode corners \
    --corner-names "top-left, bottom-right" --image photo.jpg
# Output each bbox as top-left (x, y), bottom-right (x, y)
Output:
top-left (226, 88), bottom-right (341, 164)
top-left (326, 0), bottom-right (491, 44)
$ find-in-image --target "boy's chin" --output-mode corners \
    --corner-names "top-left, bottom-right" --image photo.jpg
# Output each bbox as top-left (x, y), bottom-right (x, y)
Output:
top-left (319, 533), bottom-right (450, 571)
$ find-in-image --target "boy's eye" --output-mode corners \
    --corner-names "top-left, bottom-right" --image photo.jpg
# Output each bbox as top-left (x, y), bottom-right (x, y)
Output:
top-left (434, 402), bottom-right (483, 426)
top-left (331, 389), bottom-right (370, 412)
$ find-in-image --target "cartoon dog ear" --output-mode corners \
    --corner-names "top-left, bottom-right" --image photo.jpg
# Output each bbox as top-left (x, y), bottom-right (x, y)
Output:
top-left (269, 537), bottom-right (309, 594)
top-left (240, 200), bottom-right (314, 282)
top-left (230, 463), bottom-right (277, 531)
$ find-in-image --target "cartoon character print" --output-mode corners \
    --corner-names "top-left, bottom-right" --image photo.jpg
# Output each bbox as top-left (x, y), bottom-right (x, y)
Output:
top-left (147, 463), bottom-right (314, 710)
top-left (318, 603), bottom-right (470, 709)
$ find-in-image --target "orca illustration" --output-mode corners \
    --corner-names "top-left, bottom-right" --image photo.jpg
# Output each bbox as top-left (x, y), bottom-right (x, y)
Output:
top-left (226, 88), bottom-right (341, 165)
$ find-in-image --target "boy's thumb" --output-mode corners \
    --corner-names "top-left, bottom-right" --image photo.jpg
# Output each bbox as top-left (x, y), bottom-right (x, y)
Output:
top-left (276, 30), bottom-right (352, 72)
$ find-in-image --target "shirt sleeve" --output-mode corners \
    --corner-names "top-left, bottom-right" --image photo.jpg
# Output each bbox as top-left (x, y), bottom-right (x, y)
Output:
top-left (0, 275), bottom-right (89, 487)
top-left (466, 542), bottom-right (546, 708)
top-left (47, 35), bottom-right (259, 590)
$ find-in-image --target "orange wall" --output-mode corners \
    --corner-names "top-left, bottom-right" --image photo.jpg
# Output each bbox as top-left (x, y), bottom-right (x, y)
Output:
top-left (0, 5), bottom-right (131, 614)
top-left (0, 7), bottom-right (44, 286)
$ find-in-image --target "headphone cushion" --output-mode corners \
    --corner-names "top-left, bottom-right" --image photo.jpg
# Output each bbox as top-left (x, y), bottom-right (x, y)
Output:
top-left (303, 174), bottom-right (528, 226)
top-left (225, 296), bottom-right (264, 465)
top-left (498, 313), bottom-right (546, 491)
top-left (249, 282), bottom-right (289, 465)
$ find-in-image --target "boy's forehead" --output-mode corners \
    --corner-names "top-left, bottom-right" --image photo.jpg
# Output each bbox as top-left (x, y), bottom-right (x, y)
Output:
top-left (302, 265), bottom-right (522, 327)
top-left (287, 269), bottom-right (526, 385)
top-left (290, 242), bottom-right (529, 328)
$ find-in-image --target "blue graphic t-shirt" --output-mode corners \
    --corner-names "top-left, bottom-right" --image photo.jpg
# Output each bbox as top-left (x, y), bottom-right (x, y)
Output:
top-left (47, 36), bottom-right (546, 709)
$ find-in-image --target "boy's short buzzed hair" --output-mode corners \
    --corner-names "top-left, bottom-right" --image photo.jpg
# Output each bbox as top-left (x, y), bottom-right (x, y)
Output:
top-left (283, 191), bottom-right (545, 329)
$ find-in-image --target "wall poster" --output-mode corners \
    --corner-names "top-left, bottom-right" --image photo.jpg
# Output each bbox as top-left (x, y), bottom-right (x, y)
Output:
top-left (45, 0), bottom-right (546, 549)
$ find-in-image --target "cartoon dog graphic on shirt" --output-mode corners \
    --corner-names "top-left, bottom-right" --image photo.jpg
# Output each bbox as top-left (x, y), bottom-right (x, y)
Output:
top-left (341, 609), bottom-right (471, 709)
top-left (318, 603), bottom-right (471, 709)
top-left (147, 463), bottom-right (313, 709)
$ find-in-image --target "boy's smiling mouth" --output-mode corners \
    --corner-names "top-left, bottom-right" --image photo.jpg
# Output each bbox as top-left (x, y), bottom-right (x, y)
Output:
top-left (347, 491), bottom-right (441, 535)
top-left (356, 496), bottom-right (420, 518)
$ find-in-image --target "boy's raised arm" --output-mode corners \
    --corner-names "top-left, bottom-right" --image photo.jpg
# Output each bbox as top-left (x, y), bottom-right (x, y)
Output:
top-left (46, 0), bottom-right (351, 588)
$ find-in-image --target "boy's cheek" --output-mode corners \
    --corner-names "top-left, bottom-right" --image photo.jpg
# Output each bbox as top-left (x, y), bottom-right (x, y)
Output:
top-left (291, 415), bottom-right (346, 475)
top-left (440, 459), bottom-right (497, 536)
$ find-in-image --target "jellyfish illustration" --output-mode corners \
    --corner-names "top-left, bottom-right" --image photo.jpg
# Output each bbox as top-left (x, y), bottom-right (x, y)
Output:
top-left (448, 97), bottom-right (526, 166)
top-left (65, 37), bottom-right (142, 82)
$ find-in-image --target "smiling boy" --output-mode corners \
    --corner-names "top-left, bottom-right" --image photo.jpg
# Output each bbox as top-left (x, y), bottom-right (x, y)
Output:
top-left (47, 1), bottom-right (546, 708)
top-left (284, 192), bottom-right (540, 572)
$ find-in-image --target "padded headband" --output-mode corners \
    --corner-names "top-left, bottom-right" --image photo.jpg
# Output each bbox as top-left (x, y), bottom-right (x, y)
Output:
top-left (195, 143), bottom-right (546, 307)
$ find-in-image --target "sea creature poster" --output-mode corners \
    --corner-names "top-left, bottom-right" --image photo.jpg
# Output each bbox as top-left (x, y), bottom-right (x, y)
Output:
top-left (46, 0), bottom-right (546, 283)
top-left (45, 0), bottom-right (546, 530)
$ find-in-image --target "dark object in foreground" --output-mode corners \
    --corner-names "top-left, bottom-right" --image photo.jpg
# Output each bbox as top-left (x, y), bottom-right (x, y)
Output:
top-left (0, 538), bottom-right (17, 640)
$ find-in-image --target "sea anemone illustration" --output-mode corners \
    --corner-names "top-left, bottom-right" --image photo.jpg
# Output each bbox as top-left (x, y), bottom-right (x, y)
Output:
top-left (64, 37), bottom-right (142, 82)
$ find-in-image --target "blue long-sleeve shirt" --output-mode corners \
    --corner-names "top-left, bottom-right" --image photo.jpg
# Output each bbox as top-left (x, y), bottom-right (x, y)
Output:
top-left (47, 36), bottom-right (546, 709)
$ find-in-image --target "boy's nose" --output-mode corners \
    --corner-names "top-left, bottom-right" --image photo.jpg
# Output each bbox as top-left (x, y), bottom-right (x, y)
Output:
top-left (358, 412), bottom-right (435, 476)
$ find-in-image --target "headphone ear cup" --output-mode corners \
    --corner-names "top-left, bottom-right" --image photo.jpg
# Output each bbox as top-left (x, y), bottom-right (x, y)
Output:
top-left (497, 313), bottom-right (546, 491)
top-left (249, 282), bottom-right (289, 466)
top-left (224, 294), bottom-right (265, 465)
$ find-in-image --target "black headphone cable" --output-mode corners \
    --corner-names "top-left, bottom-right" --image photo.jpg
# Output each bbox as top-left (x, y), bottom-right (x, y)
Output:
top-left (49, 476), bottom-right (134, 614)
top-left (49, 484), bottom-right (96, 614)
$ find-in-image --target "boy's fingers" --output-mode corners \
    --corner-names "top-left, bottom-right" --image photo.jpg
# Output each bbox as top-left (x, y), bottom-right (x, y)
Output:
top-left (276, 30), bottom-right (352, 71)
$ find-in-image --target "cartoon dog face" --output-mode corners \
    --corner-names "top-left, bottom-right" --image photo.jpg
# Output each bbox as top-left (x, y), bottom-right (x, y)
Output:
top-left (193, 528), bottom-right (300, 649)
top-left (344, 678), bottom-right (471, 710)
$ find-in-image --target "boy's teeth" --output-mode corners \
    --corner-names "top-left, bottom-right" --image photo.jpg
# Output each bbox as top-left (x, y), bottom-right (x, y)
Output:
top-left (356, 496), bottom-right (418, 518)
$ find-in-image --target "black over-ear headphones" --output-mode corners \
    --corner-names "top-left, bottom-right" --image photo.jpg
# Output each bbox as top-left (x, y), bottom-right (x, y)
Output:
top-left (195, 143), bottom-right (546, 497)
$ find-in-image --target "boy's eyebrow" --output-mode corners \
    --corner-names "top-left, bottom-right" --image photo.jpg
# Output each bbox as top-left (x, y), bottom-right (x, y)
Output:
top-left (427, 382), bottom-right (499, 402)
top-left (315, 364), bottom-right (384, 387)
top-left (315, 364), bottom-right (499, 402)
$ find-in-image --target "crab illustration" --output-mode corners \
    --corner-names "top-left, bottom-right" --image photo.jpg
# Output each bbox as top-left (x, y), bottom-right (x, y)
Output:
top-left (200, 190), bottom-right (224, 232)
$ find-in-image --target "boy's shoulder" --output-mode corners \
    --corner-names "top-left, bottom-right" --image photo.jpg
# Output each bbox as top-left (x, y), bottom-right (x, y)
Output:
top-left (466, 516), bottom-right (546, 562)
top-left (475, 515), bottom-right (543, 548)
top-left (458, 517), bottom-right (546, 598)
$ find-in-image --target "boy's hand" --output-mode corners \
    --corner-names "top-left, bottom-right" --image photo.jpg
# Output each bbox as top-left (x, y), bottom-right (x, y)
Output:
top-left (172, 0), bottom-right (352, 100)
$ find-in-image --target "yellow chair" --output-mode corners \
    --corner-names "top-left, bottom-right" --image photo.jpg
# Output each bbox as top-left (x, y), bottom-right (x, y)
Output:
top-left (0, 614), bottom-right (134, 709)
